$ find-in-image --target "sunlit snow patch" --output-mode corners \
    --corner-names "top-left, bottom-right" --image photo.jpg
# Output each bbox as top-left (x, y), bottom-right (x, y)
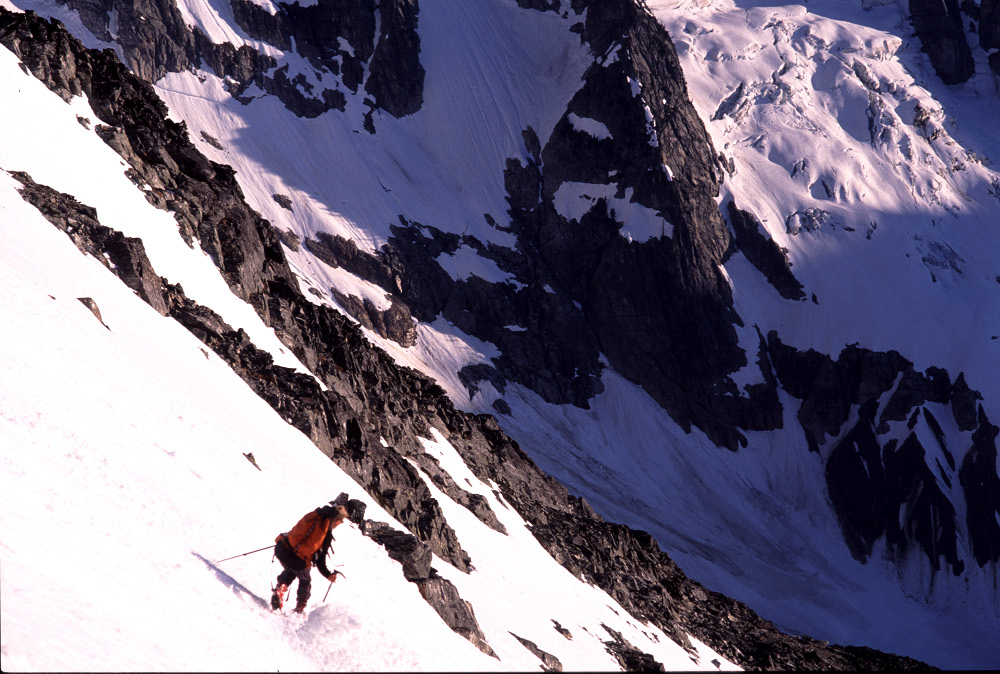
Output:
top-left (553, 182), bottom-right (674, 242)
top-left (407, 429), bottom-right (739, 671)
top-left (567, 112), bottom-right (612, 140)
top-left (436, 244), bottom-right (519, 285)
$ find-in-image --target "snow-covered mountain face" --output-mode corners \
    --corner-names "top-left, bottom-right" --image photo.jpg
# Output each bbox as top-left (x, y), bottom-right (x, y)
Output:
top-left (653, 0), bottom-right (1000, 642)
top-left (0, 136), bottom-right (736, 671)
top-left (1, 0), bottom-right (998, 669)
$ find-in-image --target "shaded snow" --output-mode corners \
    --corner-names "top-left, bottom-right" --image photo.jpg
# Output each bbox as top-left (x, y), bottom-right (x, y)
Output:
top-left (568, 111), bottom-right (612, 140)
top-left (4, 0), bottom-right (999, 669)
top-left (0, 27), bottom-right (734, 670)
top-left (491, 371), bottom-right (1000, 670)
top-left (153, 0), bottom-right (593, 255)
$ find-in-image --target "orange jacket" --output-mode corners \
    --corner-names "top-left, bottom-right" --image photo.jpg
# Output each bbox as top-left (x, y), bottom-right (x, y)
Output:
top-left (288, 510), bottom-right (329, 560)
top-left (277, 509), bottom-right (344, 562)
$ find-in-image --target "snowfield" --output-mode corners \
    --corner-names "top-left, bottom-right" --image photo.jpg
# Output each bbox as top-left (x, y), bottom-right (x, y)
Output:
top-left (651, 0), bottom-right (1000, 393)
top-left (2, 0), bottom-right (999, 669)
top-left (0, 36), bottom-right (734, 671)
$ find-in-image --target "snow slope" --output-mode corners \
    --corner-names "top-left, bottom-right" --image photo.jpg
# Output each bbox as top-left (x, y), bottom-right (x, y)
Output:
top-left (641, 1), bottom-right (1000, 663)
top-left (652, 0), bottom-right (1000, 400)
top-left (3, 0), bottom-right (999, 669)
top-left (0, 38), bottom-right (734, 671)
top-left (150, 0), bottom-right (592, 254)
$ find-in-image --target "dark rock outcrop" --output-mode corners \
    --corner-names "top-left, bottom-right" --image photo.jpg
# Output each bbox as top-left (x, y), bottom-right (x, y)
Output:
top-left (61, 0), bottom-right (196, 81)
top-left (980, 0), bottom-right (1000, 50)
top-left (959, 406), bottom-right (1000, 565)
top-left (725, 200), bottom-right (805, 301)
top-left (55, 0), bottom-right (423, 120)
top-left (230, 0), bottom-right (424, 118)
top-left (230, 0), bottom-right (372, 93)
top-left (510, 632), bottom-right (563, 671)
top-left (272, 193), bottom-right (293, 211)
top-left (2, 8), bottom-right (947, 670)
top-left (515, 0), bottom-right (754, 449)
top-left (416, 574), bottom-right (497, 658)
top-left (909, 0), bottom-right (975, 84)
top-left (76, 296), bottom-right (109, 329)
top-left (329, 288), bottom-right (418, 348)
top-left (302, 230), bottom-right (418, 347)
top-left (360, 520), bottom-right (497, 657)
top-left (766, 333), bottom-right (996, 575)
top-left (9, 170), bottom-right (169, 316)
top-left (330, 492), bottom-right (368, 525)
top-left (601, 624), bottom-right (664, 671)
top-left (365, 0), bottom-right (424, 117)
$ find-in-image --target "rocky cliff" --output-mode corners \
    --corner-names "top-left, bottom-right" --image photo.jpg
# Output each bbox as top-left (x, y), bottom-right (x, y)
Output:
top-left (1, 6), bottom-right (936, 669)
top-left (982, 0), bottom-right (1000, 49)
top-left (57, 0), bottom-right (423, 120)
top-left (307, 0), bottom-right (787, 450)
top-left (21, 0), bottom-right (997, 629)
top-left (909, 0), bottom-right (975, 84)
top-left (977, 0), bottom-right (1000, 73)
top-left (275, 0), bottom-right (1000, 598)
top-left (767, 334), bottom-right (999, 572)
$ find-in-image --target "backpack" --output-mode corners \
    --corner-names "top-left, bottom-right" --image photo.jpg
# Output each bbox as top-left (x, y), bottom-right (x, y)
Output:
top-left (285, 510), bottom-right (331, 561)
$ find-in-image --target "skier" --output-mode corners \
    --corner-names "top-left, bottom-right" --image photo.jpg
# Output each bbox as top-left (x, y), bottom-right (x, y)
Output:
top-left (271, 503), bottom-right (347, 613)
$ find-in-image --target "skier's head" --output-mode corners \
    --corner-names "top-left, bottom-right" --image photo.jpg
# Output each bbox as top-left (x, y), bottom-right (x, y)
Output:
top-left (320, 503), bottom-right (349, 521)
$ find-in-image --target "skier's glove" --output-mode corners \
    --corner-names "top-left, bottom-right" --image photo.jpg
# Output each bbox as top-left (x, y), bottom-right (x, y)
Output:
top-left (327, 571), bottom-right (339, 582)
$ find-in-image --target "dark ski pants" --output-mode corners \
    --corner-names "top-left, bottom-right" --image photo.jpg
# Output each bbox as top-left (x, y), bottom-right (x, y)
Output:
top-left (274, 539), bottom-right (312, 603)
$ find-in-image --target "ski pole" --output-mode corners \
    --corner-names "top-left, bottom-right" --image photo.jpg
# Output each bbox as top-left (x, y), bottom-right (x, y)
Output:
top-left (216, 545), bottom-right (274, 564)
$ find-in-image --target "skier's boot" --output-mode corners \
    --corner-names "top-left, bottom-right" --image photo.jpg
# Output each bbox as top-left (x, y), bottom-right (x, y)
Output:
top-left (271, 583), bottom-right (288, 611)
top-left (294, 597), bottom-right (308, 614)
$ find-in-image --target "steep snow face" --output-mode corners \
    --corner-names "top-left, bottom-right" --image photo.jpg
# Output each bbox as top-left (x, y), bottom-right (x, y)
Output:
top-left (0, 38), bottom-right (734, 672)
top-left (4, 0), bottom-right (999, 669)
top-left (642, 0), bottom-right (1000, 664)
top-left (652, 0), bottom-right (1000, 394)
top-left (154, 0), bottom-right (591, 251)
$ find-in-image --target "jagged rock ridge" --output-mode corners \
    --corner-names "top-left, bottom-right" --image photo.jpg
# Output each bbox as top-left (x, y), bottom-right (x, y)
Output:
top-left (57, 0), bottom-right (423, 120)
top-left (28, 0), bottom-right (991, 605)
top-left (1, 7), bottom-right (935, 669)
top-left (982, 0), bottom-right (1000, 51)
top-left (909, 0), bottom-right (975, 84)
top-left (767, 333), bottom-right (1000, 572)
